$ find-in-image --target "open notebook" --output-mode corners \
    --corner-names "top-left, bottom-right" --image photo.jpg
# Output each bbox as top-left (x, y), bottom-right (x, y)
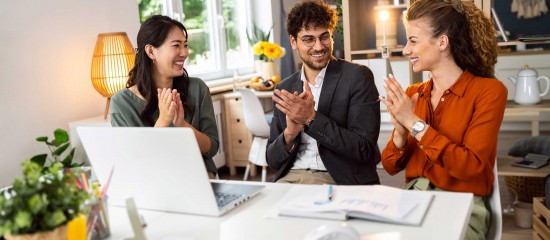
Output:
top-left (77, 127), bottom-right (264, 216)
top-left (277, 185), bottom-right (434, 225)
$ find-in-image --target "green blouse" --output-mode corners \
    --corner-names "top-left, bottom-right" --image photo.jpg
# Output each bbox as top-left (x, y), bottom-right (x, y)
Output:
top-left (109, 77), bottom-right (219, 173)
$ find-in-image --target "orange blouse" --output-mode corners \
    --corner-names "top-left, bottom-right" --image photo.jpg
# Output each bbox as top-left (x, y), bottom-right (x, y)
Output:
top-left (381, 70), bottom-right (508, 196)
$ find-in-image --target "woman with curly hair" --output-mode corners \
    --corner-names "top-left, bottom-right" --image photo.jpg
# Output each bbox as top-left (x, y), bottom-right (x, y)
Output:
top-left (380, 0), bottom-right (507, 238)
top-left (109, 15), bottom-right (219, 178)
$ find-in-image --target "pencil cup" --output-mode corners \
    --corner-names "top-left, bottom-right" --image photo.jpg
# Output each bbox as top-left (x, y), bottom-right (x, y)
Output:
top-left (86, 195), bottom-right (110, 239)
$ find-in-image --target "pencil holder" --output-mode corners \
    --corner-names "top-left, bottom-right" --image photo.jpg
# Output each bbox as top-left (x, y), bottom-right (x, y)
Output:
top-left (86, 195), bottom-right (110, 240)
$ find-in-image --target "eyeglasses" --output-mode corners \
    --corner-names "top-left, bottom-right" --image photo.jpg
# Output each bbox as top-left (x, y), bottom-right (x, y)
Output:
top-left (298, 33), bottom-right (332, 47)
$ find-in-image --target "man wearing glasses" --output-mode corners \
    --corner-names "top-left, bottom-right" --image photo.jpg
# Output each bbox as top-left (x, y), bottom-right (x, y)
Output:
top-left (267, 0), bottom-right (380, 185)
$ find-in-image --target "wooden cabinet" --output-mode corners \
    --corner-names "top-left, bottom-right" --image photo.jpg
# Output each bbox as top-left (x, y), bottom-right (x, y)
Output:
top-left (222, 91), bottom-right (273, 176)
top-left (223, 96), bottom-right (255, 176)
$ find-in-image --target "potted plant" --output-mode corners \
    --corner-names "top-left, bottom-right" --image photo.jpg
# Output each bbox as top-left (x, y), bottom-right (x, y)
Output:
top-left (246, 24), bottom-right (285, 81)
top-left (30, 128), bottom-right (84, 172)
top-left (0, 160), bottom-right (89, 239)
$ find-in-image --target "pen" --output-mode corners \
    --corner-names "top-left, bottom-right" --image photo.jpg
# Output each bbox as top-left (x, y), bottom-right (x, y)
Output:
top-left (314, 185), bottom-right (334, 205)
top-left (327, 185), bottom-right (333, 201)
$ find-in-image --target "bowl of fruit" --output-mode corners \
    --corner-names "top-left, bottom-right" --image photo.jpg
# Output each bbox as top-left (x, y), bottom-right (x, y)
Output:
top-left (249, 75), bottom-right (280, 91)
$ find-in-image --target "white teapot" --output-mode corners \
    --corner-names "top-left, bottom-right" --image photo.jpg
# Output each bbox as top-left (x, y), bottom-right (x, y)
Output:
top-left (507, 65), bottom-right (550, 105)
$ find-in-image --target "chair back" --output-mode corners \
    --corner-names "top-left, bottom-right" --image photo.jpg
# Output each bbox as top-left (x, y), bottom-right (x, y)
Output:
top-left (487, 162), bottom-right (502, 240)
top-left (237, 88), bottom-right (271, 138)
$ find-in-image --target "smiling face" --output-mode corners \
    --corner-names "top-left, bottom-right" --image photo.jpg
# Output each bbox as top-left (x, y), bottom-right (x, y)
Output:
top-left (402, 18), bottom-right (443, 73)
top-left (290, 26), bottom-right (333, 73)
top-left (148, 26), bottom-right (188, 81)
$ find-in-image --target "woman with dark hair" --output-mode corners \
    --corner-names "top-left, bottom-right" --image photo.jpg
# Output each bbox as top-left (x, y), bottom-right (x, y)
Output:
top-left (110, 15), bottom-right (219, 178)
top-left (379, 1), bottom-right (507, 238)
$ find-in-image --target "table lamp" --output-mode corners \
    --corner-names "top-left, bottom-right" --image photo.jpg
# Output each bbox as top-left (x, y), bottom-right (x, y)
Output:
top-left (91, 32), bottom-right (135, 119)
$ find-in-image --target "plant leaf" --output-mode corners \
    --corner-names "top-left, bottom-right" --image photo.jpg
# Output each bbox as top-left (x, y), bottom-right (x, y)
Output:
top-left (45, 140), bottom-right (56, 146)
top-left (36, 136), bottom-right (48, 142)
top-left (62, 148), bottom-right (75, 167)
top-left (54, 128), bottom-right (69, 144)
top-left (53, 143), bottom-right (70, 156)
top-left (30, 154), bottom-right (48, 168)
top-left (44, 210), bottom-right (66, 229)
top-left (14, 211), bottom-right (32, 229)
top-left (28, 194), bottom-right (47, 214)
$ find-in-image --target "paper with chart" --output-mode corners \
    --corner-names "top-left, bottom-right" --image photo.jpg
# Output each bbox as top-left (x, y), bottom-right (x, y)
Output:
top-left (278, 185), bottom-right (434, 225)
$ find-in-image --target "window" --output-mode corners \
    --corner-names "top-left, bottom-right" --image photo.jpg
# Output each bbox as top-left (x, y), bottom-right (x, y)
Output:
top-left (138, 0), bottom-right (257, 81)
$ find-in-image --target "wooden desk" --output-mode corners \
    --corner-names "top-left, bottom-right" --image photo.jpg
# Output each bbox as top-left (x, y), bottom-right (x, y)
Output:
top-left (106, 181), bottom-right (473, 240)
top-left (504, 99), bottom-right (550, 136)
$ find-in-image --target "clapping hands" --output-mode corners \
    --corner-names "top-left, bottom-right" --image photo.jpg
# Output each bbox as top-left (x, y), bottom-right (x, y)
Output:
top-left (378, 74), bottom-right (418, 147)
top-left (156, 88), bottom-right (187, 127)
top-left (272, 81), bottom-right (317, 149)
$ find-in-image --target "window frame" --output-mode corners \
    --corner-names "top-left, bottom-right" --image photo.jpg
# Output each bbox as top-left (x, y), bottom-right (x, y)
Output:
top-left (160, 0), bottom-right (257, 81)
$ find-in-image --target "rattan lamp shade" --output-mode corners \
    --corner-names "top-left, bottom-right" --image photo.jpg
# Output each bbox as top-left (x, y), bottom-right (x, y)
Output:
top-left (91, 32), bottom-right (135, 119)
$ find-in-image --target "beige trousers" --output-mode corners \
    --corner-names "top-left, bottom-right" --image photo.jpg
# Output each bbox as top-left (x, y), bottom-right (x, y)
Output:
top-left (405, 177), bottom-right (489, 240)
top-left (276, 169), bottom-right (336, 185)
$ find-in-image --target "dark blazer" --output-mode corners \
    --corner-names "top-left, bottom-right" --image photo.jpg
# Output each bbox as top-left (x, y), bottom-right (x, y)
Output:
top-left (266, 57), bottom-right (381, 185)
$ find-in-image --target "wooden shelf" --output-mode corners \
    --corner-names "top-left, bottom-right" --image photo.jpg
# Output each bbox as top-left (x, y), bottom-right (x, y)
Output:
top-left (499, 40), bottom-right (550, 47)
top-left (498, 156), bottom-right (545, 239)
top-left (502, 214), bottom-right (532, 240)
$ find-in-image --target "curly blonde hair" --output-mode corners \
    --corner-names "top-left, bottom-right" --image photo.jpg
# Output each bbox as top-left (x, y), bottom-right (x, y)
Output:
top-left (405, 0), bottom-right (498, 78)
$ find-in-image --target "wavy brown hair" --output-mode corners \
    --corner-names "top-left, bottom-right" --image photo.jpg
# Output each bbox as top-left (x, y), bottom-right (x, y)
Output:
top-left (127, 15), bottom-right (193, 126)
top-left (286, 0), bottom-right (338, 38)
top-left (405, 0), bottom-right (498, 78)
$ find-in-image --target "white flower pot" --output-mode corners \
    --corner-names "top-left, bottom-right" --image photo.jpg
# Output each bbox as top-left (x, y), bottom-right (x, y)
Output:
top-left (261, 62), bottom-right (276, 80)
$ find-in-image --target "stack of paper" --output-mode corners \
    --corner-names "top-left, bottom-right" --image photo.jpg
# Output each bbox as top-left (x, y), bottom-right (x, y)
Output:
top-left (278, 185), bottom-right (434, 226)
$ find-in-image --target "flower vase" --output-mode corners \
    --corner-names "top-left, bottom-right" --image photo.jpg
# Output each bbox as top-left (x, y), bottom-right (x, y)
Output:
top-left (261, 61), bottom-right (276, 80)
top-left (254, 60), bottom-right (264, 75)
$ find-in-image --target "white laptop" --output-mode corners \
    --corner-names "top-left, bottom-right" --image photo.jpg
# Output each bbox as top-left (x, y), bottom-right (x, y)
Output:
top-left (77, 127), bottom-right (264, 216)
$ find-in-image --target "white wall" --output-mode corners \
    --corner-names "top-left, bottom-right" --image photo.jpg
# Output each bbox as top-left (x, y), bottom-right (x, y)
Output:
top-left (0, 0), bottom-right (140, 187)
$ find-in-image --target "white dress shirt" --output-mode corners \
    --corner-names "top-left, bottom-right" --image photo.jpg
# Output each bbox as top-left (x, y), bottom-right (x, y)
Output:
top-left (291, 63), bottom-right (329, 171)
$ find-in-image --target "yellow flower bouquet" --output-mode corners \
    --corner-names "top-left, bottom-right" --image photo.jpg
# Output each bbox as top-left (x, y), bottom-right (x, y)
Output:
top-left (252, 41), bottom-right (285, 62)
top-left (247, 24), bottom-right (285, 62)
top-left (247, 24), bottom-right (285, 90)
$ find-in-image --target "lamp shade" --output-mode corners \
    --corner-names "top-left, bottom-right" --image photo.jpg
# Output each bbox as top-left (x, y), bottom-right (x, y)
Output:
top-left (91, 32), bottom-right (135, 98)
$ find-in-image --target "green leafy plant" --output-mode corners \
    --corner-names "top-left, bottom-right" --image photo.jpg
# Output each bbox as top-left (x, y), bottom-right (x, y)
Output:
top-left (30, 129), bottom-right (83, 172)
top-left (0, 161), bottom-right (89, 236)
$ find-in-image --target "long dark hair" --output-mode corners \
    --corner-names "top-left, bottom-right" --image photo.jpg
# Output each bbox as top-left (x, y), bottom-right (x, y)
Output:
top-left (127, 15), bottom-right (193, 126)
top-left (405, 0), bottom-right (498, 78)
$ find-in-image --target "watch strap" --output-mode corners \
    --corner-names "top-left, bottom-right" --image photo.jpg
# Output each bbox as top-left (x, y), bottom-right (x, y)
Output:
top-left (411, 120), bottom-right (427, 138)
top-left (305, 115), bottom-right (315, 130)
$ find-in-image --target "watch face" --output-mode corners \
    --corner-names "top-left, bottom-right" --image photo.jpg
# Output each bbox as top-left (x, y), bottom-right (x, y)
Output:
top-left (413, 121), bottom-right (425, 131)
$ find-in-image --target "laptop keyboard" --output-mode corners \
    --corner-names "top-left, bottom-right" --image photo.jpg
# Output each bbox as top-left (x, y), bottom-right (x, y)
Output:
top-left (215, 192), bottom-right (242, 207)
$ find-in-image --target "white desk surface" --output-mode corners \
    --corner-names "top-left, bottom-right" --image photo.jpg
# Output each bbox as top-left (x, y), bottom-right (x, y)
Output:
top-left (106, 181), bottom-right (473, 240)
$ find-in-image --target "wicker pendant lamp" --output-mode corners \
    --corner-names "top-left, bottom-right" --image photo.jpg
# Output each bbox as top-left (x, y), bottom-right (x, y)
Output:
top-left (91, 32), bottom-right (135, 119)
